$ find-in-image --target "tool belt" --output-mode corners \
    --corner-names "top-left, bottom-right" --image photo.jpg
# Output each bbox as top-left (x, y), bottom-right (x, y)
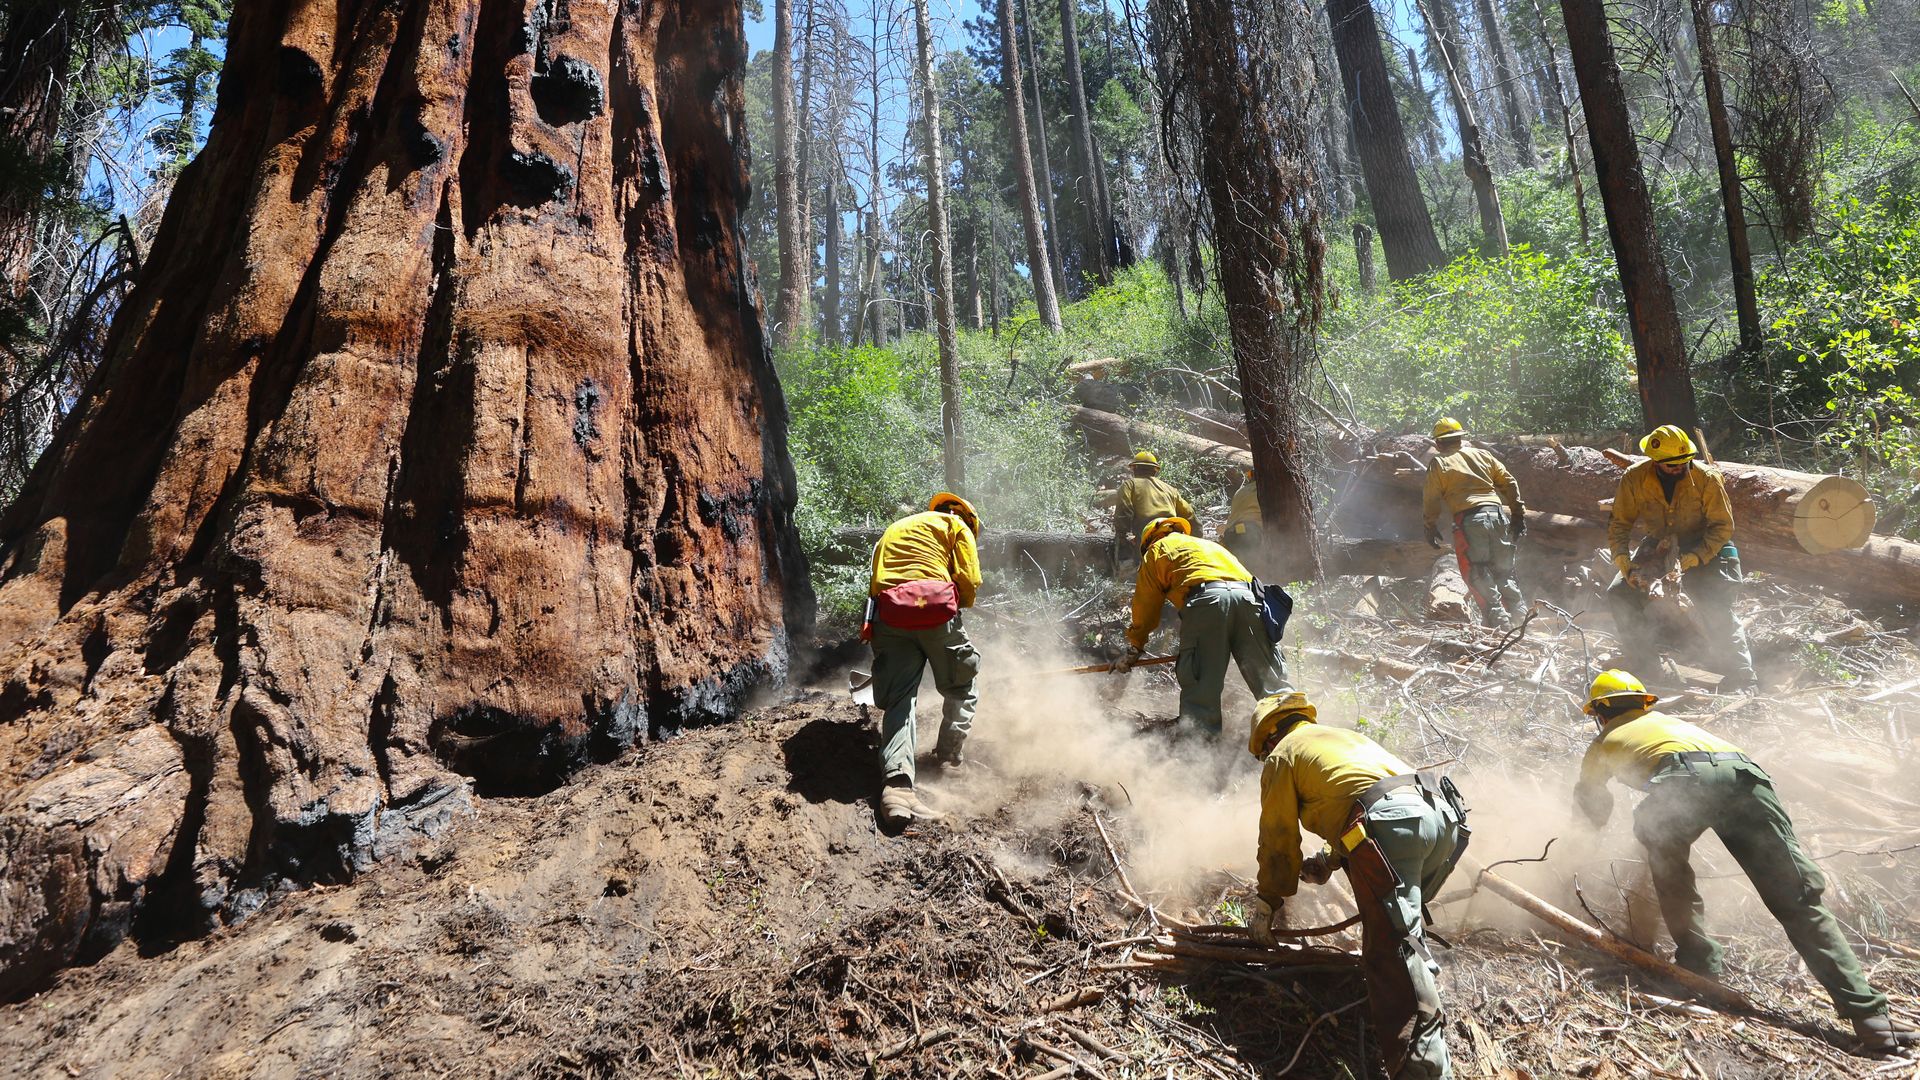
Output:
top-left (1647, 750), bottom-right (1755, 786)
top-left (1338, 771), bottom-right (1473, 913)
top-left (1183, 579), bottom-right (1252, 607)
top-left (1666, 750), bottom-right (1750, 766)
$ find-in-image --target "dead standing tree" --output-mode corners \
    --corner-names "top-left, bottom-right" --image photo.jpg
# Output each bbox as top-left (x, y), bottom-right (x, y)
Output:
top-left (1169, 0), bottom-right (1328, 580)
top-left (0, 0), bottom-right (811, 997)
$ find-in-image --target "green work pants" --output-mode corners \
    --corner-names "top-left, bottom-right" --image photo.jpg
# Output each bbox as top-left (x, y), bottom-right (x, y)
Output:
top-left (1452, 506), bottom-right (1522, 626)
top-left (1633, 758), bottom-right (1887, 1018)
top-left (871, 615), bottom-right (979, 787)
top-left (1354, 789), bottom-right (1464, 1080)
top-left (1607, 547), bottom-right (1755, 680)
top-left (1221, 521), bottom-right (1264, 562)
top-left (1175, 582), bottom-right (1290, 734)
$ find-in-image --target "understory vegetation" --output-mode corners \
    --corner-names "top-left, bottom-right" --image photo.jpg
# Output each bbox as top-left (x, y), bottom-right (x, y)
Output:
top-left (783, 166), bottom-right (1920, 614)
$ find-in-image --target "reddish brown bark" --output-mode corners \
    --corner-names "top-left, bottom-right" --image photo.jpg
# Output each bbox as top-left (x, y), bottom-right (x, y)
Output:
top-left (0, 0), bottom-right (808, 998)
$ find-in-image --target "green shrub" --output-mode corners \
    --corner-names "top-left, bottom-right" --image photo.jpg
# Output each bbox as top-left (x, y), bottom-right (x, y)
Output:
top-left (1759, 186), bottom-right (1920, 477)
top-left (1325, 246), bottom-right (1637, 434)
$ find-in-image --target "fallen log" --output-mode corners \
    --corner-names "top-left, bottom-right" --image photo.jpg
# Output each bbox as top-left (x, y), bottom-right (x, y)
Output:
top-left (1069, 405), bottom-right (1252, 471)
top-left (1428, 554), bottom-right (1471, 621)
top-left (1350, 438), bottom-right (1920, 609)
top-left (1354, 435), bottom-right (1875, 555)
top-left (1474, 867), bottom-right (1757, 1015)
top-left (824, 527), bottom-right (1447, 581)
top-left (825, 527), bottom-right (1118, 580)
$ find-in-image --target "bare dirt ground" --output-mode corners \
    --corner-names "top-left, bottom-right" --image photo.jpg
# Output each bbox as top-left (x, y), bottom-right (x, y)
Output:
top-left (3, 575), bottom-right (1919, 1079)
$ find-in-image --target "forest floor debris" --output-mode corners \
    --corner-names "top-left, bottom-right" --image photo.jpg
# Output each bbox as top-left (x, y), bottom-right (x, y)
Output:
top-left (2, 570), bottom-right (1917, 1078)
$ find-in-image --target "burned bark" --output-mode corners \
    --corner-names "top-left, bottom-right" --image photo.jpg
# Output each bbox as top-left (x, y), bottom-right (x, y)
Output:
top-left (0, 0), bottom-right (809, 997)
top-left (1179, 0), bottom-right (1328, 581)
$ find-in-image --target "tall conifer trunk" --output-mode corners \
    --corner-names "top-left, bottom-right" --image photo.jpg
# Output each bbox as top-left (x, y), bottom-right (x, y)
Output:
top-left (1561, 0), bottom-right (1700, 427)
top-left (1325, 0), bottom-right (1446, 279)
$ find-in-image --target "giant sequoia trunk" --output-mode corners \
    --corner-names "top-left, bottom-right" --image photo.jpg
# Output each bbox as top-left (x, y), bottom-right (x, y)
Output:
top-left (0, 0), bottom-right (809, 998)
top-left (1325, 0), bottom-right (1446, 280)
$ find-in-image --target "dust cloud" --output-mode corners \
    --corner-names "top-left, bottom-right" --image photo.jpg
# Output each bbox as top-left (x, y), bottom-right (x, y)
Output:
top-left (896, 607), bottom-right (1920, 948)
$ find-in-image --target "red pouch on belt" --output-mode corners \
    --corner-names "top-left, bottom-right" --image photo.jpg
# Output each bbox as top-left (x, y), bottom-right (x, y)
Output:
top-left (873, 580), bottom-right (959, 630)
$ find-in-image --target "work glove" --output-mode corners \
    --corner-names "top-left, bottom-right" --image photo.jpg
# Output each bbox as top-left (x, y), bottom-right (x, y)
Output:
top-left (1299, 851), bottom-right (1334, 886)
top-left (1508, 511), bottom-right (1527, 540)
top-left (1678, 552), bottom-right (1702, 572)
top-left (1426, 525), bottom-right (1444, 550)
top-left (1246, 897), bottom-right (1279, 949)
top-left (1112, 646), bottom-right (1143, 675)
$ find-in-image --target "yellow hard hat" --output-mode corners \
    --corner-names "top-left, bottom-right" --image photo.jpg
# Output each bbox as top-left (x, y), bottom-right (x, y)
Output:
top-left (1432, 417), bottom-right (1466, 440)
top-left (1131, 450), bottom-right (1160, 469)
top-left (1639, 425), bottom-right (1697, 463)
top-left (1583, 669), bottom-right (1658, 715)
top-left (1248, 690), bottom-right (1316, 757)
top-left (1139, 515), bottom-right (1191, 551)
top-left (930, 492), bottom-right (981, 535)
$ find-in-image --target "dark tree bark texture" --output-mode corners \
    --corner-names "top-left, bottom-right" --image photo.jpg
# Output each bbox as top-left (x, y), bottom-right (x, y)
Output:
top-left (1560, 0), bottom-right (1700, 428)
top-left (1691, 0), bottom-right (1760, 354)
top-left (1325, 0), bottom-right (1446, 280)
top-left (1179, 0), bottom-right (1328, 580)
top-left (0, 0), bottom-right (810, 998)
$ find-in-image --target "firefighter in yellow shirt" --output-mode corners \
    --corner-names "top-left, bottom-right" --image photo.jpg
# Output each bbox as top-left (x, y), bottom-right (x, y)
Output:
top-left (1245, 691), bottom-right (1469, 1079)
top-left (1573, 670), bottom-right (1916, 1053)
top-left (1421, 418), bottom-right (1525, 627)
top-left (867, 494), bottom-right (983, 827)
top-left (1112, 451), bottom-right (1194, 572)
top-left (1116, 517), bottom-right (1289, 734)
top-left (1219, 469), bottom-right (1262, 563)
top-left (1605, 426), bottom-right (1755, 691)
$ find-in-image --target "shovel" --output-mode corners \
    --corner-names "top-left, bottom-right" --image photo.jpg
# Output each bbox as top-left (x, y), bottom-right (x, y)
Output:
top-left (849, 668), bottom-right (875, 705)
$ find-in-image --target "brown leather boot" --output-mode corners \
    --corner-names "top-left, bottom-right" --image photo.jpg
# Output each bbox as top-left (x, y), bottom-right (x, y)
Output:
top-left (1854, 1013), bottom-right (1920, 1053)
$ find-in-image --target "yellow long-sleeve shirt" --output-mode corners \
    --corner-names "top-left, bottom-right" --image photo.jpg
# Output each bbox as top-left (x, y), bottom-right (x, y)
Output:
top-left (1422, 446), bottom-right (1523, 530)
top-left (869, 511), bottom-right (981, 608)
top-left (1125, 532), bottom-right (1250, 650)
top-left (1256, 722), bottom-right (1412, 903)
top-left (1114, 475), bottom-right (1194, 536)
top-left (1608, 461), bottom-right (1735, 571)
top-left (1574, 707), bottom-right (1742, 826)
top-left (1221, 480), bottom-right (1261, 537)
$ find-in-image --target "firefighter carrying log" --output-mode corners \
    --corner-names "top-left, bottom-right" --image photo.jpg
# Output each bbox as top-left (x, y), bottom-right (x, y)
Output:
top-left (866, 494), bottom-right (983, 828)
top-left (1246, 691), bottom-right (1470, 1079)
top-left (1572, 670), bottom-right (1918, 1052)
top-left (1421, 417), bottom-right (1526, 627)
top-left (1116, 516), bottom-right (1290, 736)
top-left (1113, 450), bottom-right (1194, 572)
top-left (1605, 425), bottom-right (1757, 692)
